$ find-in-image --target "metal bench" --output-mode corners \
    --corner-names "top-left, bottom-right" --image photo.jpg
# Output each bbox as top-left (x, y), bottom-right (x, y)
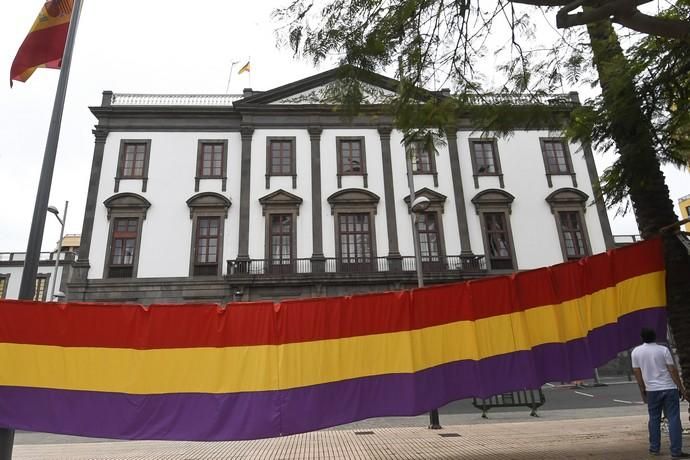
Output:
top-left (472, 389), bottom-right (546, 418)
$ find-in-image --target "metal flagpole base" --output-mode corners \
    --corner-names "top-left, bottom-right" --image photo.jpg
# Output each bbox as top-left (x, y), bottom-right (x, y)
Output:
top-left (428, 409), bottom-right (442, 429)
top-left (0, 429), bottom-right (14, 460)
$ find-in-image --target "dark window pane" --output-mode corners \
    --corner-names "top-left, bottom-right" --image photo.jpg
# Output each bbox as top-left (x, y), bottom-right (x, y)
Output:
top-left (338, 213), bottom-right (372, 266)
top-left (483, 212), bottom-right (514, 269)
top-left (269, 214), bottom-right (293, 266)
top-left (122, 143), bottom-right (147, 177)
top-left (558, 211), bottom-right (586, 259)
top-left (339, 139), bottom-right (364, 174)
top-left (194, 216), bottom-right (221, 274)
top-left (270, 140), bottom-right (293, 175)
top-left (199, 143), bottom-right (224, 177)
top-left (34, 277), bottom-right (48, 301)
top-left (410, 141), bottom-right (434, 173)
top-left (110, 217), bottom-right (139, 272)
top-left (544, 141), bottom-right (570, 174)
top-left (473, 141), bottom-right (497, 174)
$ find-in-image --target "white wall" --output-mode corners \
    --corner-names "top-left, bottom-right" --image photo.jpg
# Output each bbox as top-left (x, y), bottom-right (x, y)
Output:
top-left (249, 130), bottom-right (313, 259)
top-left (320, 129), bottom-right (388, 258)
top-left (1, 264), bottom-right (65, 300)
top-left (90, 132), bottom-right (241, 278)
top-left (457, 130), bottom-right (607, 270)
top-left (388, 130), bottom-right (463, 258)
top-left (87, 127), bottom-right (611, 279)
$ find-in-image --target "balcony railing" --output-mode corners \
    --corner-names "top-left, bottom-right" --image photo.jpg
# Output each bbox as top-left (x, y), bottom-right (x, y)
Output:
top-left (613, 234), bottom-right (643, 246)
top-left (227, 255), bottom-right (486, 276)
top-left (0, 252), bottom-right (76, 263)
top-left (110, 93), bottom-right (243, 106)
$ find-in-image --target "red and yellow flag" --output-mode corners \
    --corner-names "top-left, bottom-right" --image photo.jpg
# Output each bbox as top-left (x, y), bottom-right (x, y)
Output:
top-left (238, 61), bottom-right (250, 74)
top-left (10, 0), bottom-right (74, 85)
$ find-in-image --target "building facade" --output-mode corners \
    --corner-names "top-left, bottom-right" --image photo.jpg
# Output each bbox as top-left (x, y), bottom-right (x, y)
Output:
top-left (66, 67), bottom-right (614, 304)
top-left (679, 194), bottom-right (690, 232)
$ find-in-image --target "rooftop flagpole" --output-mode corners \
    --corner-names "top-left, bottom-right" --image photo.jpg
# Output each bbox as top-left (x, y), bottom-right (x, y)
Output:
top-left (1, 0), bottom-right (85, 457)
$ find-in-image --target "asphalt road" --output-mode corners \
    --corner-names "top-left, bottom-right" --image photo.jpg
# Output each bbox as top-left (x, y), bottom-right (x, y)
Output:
top-left (439, 378), bottom-right (643, 415)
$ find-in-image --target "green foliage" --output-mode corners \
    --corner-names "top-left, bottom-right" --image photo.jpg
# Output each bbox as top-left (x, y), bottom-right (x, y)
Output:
top-left (275, 0), bottom-right (690, 211)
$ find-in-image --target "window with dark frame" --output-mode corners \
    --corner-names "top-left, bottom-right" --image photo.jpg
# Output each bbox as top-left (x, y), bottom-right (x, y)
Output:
top-left (115, 140), bottom-right (151, 193)
top-left (109, 217), bottom-right (139, 278)
top-left (471, 141), bottom-right (498, 174)
top-left (416, 212), bottom-right (441, 263)
top-left (409, 141), bottom-right (435, 174)
top-left (0, 274), bottom-right (8, 299)
top-left (198, 142), bottom-right (224, 178)
top-left (542, 140), bottom-right (570, 174)
top-left (269, 139), bottom-right (294, 175)
top-left (339, 139), bottom-right (364, 174)
top-left (121, 142), bottom-right (147, 178)
top-left (558, 211), bottom-right (588, 260)
top-left (34, 275), bottom-right (49, 301)
top-left (483, 212), bottom-right (514, 270)
top-left (269, 214), bottom-right (293, 272)
top-left (193, 216), bottom-right (220, 276)
top-left (338, 213), bottom-right (373, 267)
top-left (686, 205), bottom-right (690, 218)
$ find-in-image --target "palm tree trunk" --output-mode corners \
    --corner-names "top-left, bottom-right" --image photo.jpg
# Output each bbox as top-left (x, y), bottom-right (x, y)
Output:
top-left (586, 18), bottom-right (690, 385)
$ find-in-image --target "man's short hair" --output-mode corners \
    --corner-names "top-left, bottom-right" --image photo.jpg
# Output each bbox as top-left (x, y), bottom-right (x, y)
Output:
top-left (641, 328), bottom-right (657, 343)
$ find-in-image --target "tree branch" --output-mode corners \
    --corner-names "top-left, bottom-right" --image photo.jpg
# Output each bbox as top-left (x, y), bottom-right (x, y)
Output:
top-left (613, 11), bottom-right (690, 40)
top-left (512, 0), bottom-right (689, 40)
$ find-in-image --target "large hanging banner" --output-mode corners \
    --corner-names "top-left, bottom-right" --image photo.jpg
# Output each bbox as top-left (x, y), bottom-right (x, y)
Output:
top-left (0, 239), bottom-right (666, 441)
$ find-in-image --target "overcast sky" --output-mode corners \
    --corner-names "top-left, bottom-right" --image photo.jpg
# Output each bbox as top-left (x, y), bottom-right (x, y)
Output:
top-left (1, 1), bottom-right (687, 253)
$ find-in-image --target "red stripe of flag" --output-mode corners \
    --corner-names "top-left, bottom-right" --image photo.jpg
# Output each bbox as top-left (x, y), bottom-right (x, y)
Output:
top-left (0, 239), bottom-right (664, 349)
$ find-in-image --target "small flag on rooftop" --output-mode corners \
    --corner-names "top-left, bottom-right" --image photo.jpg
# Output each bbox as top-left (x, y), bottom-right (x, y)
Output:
top-left (10, 0), bottom-right (74, 86)
top-left (238, 61), bottom-right (250, 75)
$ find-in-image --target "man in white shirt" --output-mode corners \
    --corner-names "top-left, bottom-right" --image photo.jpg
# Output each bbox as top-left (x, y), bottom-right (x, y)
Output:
top-left (632, 328), bottom-right (689, 458)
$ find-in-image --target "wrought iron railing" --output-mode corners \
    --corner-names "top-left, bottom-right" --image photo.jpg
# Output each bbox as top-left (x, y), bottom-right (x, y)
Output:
top-left (227, 255), bottom-right (486, 276)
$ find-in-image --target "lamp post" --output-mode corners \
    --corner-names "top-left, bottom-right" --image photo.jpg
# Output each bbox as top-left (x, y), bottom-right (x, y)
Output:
top-left (47, 201), bottom-right (68, 301)
top-left (405, 149), bottom-right (442, 430)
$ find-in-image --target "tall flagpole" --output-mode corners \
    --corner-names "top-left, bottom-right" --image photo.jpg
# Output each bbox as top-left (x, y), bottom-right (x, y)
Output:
top-left (225, 60), bottom-right (239, 93)
top-left (1, 0), bottom-right (85, 458)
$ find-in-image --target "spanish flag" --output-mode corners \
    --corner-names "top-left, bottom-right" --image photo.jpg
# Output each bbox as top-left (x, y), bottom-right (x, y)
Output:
top-left (238, 61), bottom-right (250, 74)
top-left (10, 0), bottom-right (74, 85)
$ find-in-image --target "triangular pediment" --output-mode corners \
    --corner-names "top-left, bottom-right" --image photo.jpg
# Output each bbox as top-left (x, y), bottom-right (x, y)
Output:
top-left (237, 65), bottom-right (437, 106)
top-left (259, 189), bottom-right (303, 215)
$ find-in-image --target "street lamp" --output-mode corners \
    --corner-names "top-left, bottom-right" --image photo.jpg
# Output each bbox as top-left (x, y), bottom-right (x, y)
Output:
top-left (405, 148), bottom-right (442, 430)
top-left (47, 201), bottom-right (68, 302)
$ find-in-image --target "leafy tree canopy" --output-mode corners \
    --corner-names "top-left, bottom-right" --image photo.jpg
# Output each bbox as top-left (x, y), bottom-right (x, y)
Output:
top-left (274, 0), bottom-right (689, 209)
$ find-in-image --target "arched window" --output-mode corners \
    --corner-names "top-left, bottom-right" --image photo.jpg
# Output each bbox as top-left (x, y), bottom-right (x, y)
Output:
top-left (259, 189), bottom-right (303, 274)
top-left (327, 189), bottom-right (380, 271)
top-left (103, 193), bottom-right (151, 278)
top-left (404, 188), bottom-right (448, 269)
top-left (186, 192), bottom-right (231, 277)
top-left (471, 189), bottom-right (517, 270)
top-left (546, 188), bottom-right (591, 261)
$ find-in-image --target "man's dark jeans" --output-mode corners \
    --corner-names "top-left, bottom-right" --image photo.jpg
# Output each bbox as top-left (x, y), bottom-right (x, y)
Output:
top-left (647, 388), bottom-right (682, 455)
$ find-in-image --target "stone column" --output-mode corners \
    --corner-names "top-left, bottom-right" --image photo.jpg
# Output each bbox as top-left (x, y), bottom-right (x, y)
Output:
top-left (446, 130), bottom-right (473, 255)
top-left (236, 125), bottom-right (254, 267)
top-left (308, 126), bottom-right (325, 272)
top-left (71, 127), bottom-right (109, 285)
top-left (378, 126), bottom-right (402, 271)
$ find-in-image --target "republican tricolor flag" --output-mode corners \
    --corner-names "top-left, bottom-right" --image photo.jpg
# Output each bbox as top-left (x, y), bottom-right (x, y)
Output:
top-left (10, 0), bottom-right (74, 85)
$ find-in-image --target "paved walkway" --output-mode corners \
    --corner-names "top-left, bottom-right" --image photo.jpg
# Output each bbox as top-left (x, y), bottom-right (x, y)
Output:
top-left (13, 414), bottom-right (669, 459)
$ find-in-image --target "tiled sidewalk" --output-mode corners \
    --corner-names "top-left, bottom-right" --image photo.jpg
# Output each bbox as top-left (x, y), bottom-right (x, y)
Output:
top-left (12, 415), bottom-right (660, 459)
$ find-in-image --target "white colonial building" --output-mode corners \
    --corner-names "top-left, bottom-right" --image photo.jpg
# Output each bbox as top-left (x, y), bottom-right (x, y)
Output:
top-left (65, 66), bottom-right (614, 303)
